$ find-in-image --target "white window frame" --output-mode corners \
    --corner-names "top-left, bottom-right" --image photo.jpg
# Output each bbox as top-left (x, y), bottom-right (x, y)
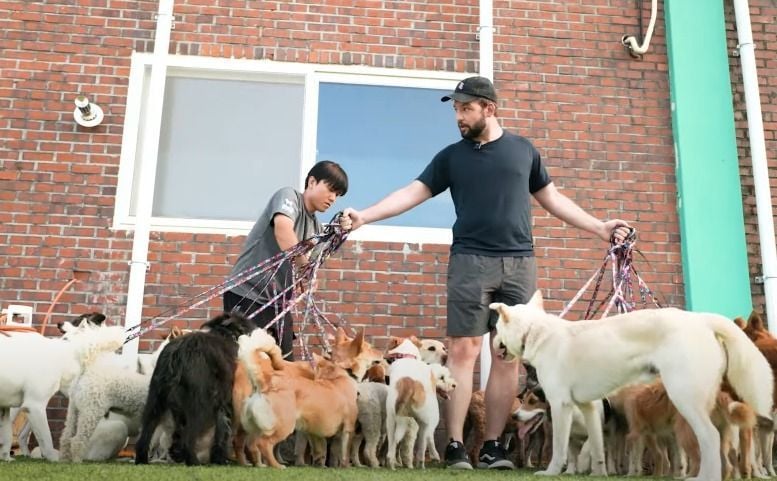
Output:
top-left (114, 52), bottom-right (466, 244)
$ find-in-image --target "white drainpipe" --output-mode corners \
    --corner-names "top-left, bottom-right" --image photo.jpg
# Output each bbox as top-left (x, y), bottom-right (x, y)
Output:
top-left (621, 0), bottom-right (658, 56)
top-left (123, 0), bottom-right (174, 361)
top-left (732, 0), bottom-right (777, 332)
top-left (479, 0), bottom-right (494, 390)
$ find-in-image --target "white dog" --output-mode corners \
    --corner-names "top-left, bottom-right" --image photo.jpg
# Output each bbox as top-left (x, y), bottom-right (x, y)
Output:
top-left (385, 339), bottom-right (456, 469)
top-left (59, 351), bottom-right (152, 462)
top-left (419, 339), bottom-right (448, 365)
top-left (490, 290), bottom-right (774, 481)
top-left (0, 324), bottom-right (126, 461)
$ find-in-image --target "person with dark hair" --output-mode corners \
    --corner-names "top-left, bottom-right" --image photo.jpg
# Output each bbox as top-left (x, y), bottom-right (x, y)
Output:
top-left (224, 160), bottom-right (350, 359)
top-left (344, 76), bottom-right (631, 470)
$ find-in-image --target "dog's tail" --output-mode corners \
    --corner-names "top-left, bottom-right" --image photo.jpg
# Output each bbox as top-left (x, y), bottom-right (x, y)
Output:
top-left (395, 377), bottom-right (426, 417)
top-left (243, 393), bottom-right (276, 434)
top-left (237, 329), bottom-right (278, 393)
top-left (728, 400), bottom-right (757, 429)
top-left (707, 315), bottom-right (774, 421)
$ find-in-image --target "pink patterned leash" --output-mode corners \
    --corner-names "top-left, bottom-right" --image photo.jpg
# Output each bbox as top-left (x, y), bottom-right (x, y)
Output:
top-left (559, 228), bottom-right (662, 320)
top-left (124, 215), bottom-right (348, 344)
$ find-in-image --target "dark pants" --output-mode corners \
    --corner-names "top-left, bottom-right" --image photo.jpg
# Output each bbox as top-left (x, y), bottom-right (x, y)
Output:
top-left (223, 290), bottom-right (294, 359)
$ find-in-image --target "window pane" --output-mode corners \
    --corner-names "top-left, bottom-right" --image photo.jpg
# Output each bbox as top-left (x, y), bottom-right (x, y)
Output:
top-left (131, 75), bottom-right (305, 221)
top-left (316, 83), bottom-right (457, 229)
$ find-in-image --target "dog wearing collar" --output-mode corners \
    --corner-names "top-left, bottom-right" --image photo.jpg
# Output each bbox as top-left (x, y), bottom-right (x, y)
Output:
top-left (385, 338), bottom-right (456, 469)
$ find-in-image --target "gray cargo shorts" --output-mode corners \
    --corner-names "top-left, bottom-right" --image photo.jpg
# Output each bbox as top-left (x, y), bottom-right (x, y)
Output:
top-left (446, 254), bottom-right (537, 337)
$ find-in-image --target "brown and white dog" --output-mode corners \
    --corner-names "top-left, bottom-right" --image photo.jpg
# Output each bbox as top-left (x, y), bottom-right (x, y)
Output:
top-left (384, 337), bottom-right (456, 469)
top-left (384, 335), bottom-right (448, 366)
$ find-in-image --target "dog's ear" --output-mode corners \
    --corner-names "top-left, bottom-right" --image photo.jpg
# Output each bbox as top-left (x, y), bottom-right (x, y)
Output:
top-left (409, 335), bottom-right (422, 348)
top-left (386, 336), bottom-right (402, 350)
top-left (748, 310), bottom-right (766, 331)
top-left (335, 327), bottom-right (347, 344)
top-left (88, 312), bottom-right (107, 325)
top-left (733, 316), bottom-right (747, 330)
top-left (528, 290), bottom-right (544, 310)
top-left (349, 330), bottom-right (365, 356)
top-left (489, 303), bottom-right (509, 322)
top-left (168, 325), bottom-right (184, 339)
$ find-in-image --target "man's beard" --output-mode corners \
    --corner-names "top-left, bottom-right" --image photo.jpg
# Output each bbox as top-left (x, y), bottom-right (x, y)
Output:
top-left (459, 117), bottom-right (486, 140)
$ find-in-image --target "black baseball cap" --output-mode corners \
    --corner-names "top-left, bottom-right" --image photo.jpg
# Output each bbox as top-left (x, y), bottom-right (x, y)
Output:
top-left (441, 76), bottom-right (497, 103)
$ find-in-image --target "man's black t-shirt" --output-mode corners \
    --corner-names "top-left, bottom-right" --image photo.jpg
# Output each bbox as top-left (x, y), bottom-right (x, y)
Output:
top-left (417, 131), bottom-right (552, 256)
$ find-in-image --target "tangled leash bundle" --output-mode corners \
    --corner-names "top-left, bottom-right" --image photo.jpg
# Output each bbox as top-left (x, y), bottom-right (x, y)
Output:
top-left (124, 213), bottom-right (353, 358)
top-left (558, 228), bottom-right (663, 320)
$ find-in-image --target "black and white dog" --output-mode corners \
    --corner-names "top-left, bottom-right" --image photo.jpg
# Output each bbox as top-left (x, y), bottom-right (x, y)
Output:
top-left (134, 312), bottom-right (256, 465)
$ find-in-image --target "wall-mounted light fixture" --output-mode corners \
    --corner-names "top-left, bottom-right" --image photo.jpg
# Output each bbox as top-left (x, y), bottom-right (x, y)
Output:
top-left (73, 94), bottom-right (104, 128)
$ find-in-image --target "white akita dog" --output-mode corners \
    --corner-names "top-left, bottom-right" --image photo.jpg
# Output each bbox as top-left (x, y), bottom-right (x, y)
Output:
top-left (490, 290), bottom-right (774, 481)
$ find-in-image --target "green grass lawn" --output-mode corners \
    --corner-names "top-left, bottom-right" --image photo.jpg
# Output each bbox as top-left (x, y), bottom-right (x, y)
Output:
top-left (0, 459), bottom-right (674, 481)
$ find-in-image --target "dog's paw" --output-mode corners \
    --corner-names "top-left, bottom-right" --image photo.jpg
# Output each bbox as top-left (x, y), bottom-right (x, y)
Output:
top-left (42, 448), bottom-right (60, 462)
top-left (534, 468), bottom-right (562, 476)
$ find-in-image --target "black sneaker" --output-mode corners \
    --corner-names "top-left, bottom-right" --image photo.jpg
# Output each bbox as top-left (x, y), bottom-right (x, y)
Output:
top-left (444, 440), bottom-right (473, 470)
top-left (477, 440), bottom-right (514, 469)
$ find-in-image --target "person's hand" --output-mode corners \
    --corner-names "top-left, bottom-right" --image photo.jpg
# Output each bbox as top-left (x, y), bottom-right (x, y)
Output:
top-left (338, 212), bottom-right (353, 231)
top-left (293, 254), bottom-right (310, 270)
top-left (297, 277), bottom-right (317, 294)
top-left (342, 207), bottom-right (366, 231)
top-left (601, 219), bottom-right (632, 244)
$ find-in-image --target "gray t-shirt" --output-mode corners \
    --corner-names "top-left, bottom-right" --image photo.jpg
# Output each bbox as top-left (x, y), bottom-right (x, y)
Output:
top-left (228, 186), bottom-right (322, 302)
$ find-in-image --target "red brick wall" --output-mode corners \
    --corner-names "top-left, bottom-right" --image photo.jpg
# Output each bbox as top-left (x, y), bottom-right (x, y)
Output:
top-left (0, 0), bottom-right (772, 444)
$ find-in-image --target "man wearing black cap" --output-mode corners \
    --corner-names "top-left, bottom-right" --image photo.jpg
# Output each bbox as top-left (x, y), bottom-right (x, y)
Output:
top-left (344, 76), bottom-right (630, 470)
